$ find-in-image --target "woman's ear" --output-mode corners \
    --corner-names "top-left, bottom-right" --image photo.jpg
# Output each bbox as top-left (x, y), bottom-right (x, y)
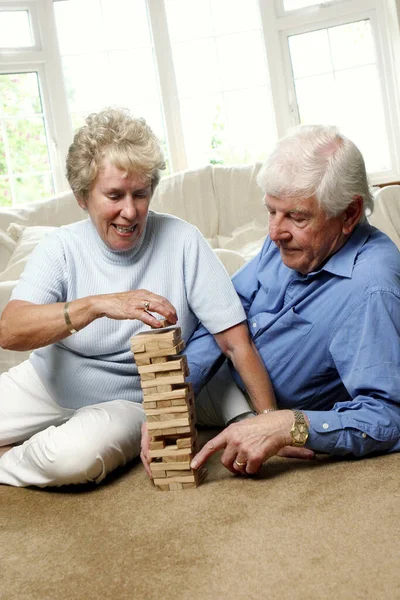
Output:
top-left (342, 195), bottom-right (364, 234)
top-left (76, 195), bottom-right (87, 210)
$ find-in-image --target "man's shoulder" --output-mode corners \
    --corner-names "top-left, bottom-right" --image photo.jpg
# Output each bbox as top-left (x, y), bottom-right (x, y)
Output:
top-left (355, 225), bottom-right (399, 290)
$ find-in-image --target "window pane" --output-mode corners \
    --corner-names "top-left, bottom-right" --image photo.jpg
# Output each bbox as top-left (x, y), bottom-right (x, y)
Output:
top-left (54, 0), bottom-right (169, 165)
top-left (289, 20), bottom-right (392, 173)
top-left (0, 131), bottom-right (6, 176)
top-left (0, 10), bottom-right (32, 47)
top-left (0, 73), bottom-right (42, 116)
top-left (0, 72), bottom-right (55, 205)
top-left (14, 173), bottom-right (54, 205)
top-left (0, 179), bottom-right (11, 207)
top-left (6, 118), bottom-right (51, 173)
top-left (166, 0), bottom-right (277, 167)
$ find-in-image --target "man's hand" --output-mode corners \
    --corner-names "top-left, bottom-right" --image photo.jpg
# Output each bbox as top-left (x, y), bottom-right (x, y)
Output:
top-left (140, 421), bottom-right (153, 478)
top-left (190, 411), bottom-right (314, 475)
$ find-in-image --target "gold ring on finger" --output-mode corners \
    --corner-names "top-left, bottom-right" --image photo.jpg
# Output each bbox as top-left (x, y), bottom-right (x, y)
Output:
top-left (143, 300), bottom-right (150, 311)
top-left (234, 459), bottom-right (247, 467)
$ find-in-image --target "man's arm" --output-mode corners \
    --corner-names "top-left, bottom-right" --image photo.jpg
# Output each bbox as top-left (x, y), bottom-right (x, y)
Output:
top-left (304, 290), bottom-right (400, 456)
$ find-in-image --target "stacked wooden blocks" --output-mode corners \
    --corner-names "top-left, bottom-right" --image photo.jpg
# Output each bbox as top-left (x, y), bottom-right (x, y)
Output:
top-left (131, 327), bottom-right (206, 491)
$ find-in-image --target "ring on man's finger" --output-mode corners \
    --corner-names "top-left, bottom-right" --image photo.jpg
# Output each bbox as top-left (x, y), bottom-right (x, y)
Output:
top-left (143, 300), bottom-right (150, 311)
top-left (234, 459), bottom-right (247, 467)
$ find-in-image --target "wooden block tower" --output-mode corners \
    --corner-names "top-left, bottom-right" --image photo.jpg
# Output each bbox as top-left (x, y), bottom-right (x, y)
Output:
top-left (131, 326), bottom-right (206, 491)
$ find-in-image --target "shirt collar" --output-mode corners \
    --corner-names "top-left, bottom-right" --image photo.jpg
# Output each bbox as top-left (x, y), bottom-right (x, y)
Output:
top-left (308, 222), bottom-right (372, 279)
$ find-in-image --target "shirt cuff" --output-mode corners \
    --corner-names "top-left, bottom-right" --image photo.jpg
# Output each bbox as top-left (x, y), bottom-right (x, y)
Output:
top-left (303, 410), bottom-right (343, 454)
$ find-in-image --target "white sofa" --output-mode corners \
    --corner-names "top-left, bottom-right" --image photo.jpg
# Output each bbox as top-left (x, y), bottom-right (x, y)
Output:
top-left (0, 164), bottom-right (399, 374)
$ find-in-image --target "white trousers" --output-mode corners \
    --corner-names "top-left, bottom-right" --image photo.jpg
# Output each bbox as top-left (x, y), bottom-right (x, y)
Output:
top-left (0, 360), bottom-right (251, 488)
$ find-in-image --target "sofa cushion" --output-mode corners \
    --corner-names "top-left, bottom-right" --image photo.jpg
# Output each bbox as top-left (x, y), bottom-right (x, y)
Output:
top-left (369, 186), bottom-right (400, 249)
top-left (0, 191), bottom-right (85, 234)
top-left (0, 224), bottom-right (56, 283)
top-left (151, 165), bottom-right (219, 246)
top-left (0, 229), bottom-right (16, 273)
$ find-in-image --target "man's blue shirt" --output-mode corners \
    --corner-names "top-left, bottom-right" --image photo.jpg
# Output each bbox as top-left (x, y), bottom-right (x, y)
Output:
top-left (186, 222), bottom-right (400, 456)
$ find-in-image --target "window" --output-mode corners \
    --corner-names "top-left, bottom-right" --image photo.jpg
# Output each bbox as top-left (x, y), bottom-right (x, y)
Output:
top-left (274, 0), bottom-right (400, 183)
top-left (0, 71), bottom-right (54, 205)
top-left (2, 0), bottom-right (400, 206)
top-left (0, 1), bottom-right (71, 207)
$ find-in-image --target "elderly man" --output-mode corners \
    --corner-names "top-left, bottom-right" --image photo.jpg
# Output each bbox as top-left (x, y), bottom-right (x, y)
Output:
top-left (186, 124), bottom-right (400, 476)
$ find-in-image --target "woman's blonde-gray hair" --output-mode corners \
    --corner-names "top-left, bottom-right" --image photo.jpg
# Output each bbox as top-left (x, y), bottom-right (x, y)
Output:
top-left (66, 107), bottom-right (165, 200)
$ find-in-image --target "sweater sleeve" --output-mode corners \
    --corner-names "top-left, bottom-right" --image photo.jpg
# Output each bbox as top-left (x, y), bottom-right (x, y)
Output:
top-left (183, 227), bottom-right (245, 335)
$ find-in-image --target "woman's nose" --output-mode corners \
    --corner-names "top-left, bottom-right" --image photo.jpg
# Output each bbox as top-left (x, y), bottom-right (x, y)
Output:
top-left (120, 197), bottom-right (136, 220)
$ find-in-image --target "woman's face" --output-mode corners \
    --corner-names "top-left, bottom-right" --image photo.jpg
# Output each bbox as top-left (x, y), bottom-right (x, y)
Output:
top-left (78, 157), bottom-right (152, 252)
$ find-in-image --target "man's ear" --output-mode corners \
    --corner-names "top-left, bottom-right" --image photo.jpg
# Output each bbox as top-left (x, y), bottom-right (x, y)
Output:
top-left (342, 195), bottom-right (363, 234)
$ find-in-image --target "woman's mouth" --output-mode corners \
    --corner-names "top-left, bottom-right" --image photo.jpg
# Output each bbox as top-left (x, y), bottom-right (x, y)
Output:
top-left (113, 224), bottom-right (136, 235)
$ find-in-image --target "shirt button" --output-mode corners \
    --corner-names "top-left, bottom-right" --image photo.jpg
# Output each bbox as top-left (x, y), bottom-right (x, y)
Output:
top-left (252, 322), bottom-right (257, 328)
top-left (362, 433), bottom-right (367, 439)
top-left (322, 423), bottom-right (329, 430)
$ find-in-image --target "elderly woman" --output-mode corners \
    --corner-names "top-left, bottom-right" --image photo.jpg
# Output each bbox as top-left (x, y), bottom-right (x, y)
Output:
top-left (0, 107), bottom-right (276, 488)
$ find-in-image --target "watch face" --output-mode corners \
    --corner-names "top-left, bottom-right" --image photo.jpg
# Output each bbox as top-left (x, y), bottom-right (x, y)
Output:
top-left (293, 424), bottom-right (308, 444)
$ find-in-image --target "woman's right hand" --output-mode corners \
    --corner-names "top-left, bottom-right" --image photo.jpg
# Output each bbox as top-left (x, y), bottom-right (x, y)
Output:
top-left (96, 289), bottom-right (178, 328)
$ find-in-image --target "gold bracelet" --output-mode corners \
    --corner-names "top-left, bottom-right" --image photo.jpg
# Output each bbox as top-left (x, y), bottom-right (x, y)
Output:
top-left (63, 302), bottom-right (77, 334)
top-left (260, 408), bottom-right (277, 414)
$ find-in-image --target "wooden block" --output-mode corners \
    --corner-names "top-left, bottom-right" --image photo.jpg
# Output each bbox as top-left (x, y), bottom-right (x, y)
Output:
top-left (142, 401), bottom-right (157, 409)
top-left (150, 357), bottom-right (168, 364)
top-left (175, 425), bottom-right (192, 434)
top-left (149, 445), bottom-right (191, 458)
top-left (145, 405), bottom-right (190, 416)
top-left (131, 327), bottom-right (181, 349)
top-left (158, 319), bottom-right (172, 328)
top-left (153, 475), bottom-right (195, 485)
top-left (162, 427), bottom-right (177, 435)
top-left (139, 360), bottom-right (187, 375)
top-left (141, 372), bottom-right (156, 381)
top-left (158, 400), bottom-right (172, 407)
top-left (149, 440), bottom-right (166, 450)
top-left (150, 461), bottom-right (191, 472)
top-left (141, 374), bottom-right (186, 389)
top-left (182, 482), bottom-right (196, 489)
top-left (156, 485), bottom-right (170, 491)
top-left (132, 341), bottom-right (185, 364)
top-left (147, 418), bottom-right (190, 430)
top-left (168, 483), bottom-right (184, 491)
top-left (163, 454), bottom-right (192, 463)
top-left (156, 385), bottom-right (174, 393)
top-left (176, 437), bottom-right (193, 449)
top-left (142, 386), bottom-right (158, 396)
top-left (143, 388), bottom-right (190, 403)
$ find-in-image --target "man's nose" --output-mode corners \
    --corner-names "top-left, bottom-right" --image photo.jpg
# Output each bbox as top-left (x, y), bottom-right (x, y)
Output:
top-left (120, 197), bottom-right (137, 220)
top-left (269, 216), bottom-right (290, 241)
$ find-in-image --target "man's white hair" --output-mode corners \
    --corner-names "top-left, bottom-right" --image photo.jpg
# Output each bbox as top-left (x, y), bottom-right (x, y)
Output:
top-left (257, 124), bottom-right (374, 218)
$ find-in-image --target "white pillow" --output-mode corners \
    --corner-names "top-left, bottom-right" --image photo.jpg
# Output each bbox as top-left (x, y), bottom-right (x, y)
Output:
top-left (0, 229), bottom-right (16, 273)
top-left (0, 224), bottom-right (56, 282)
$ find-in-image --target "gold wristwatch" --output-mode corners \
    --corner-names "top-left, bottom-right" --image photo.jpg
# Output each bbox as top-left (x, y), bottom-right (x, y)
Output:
top-left (290, 410), bottom-right (309, 447)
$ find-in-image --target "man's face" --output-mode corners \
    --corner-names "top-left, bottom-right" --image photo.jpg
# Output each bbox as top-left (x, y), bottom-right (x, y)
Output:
top-left (266, 194), bottom-right (348, 274)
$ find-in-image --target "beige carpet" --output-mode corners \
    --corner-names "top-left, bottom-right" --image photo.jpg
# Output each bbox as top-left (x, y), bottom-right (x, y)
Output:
top-left (1, 435), bottom-right (399, 600)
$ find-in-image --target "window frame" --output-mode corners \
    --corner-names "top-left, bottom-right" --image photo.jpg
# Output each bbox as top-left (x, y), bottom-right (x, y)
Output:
top-left (0, 0), bottom-right (73, 200)
top-left (266, 0), bottom-right (400, 183)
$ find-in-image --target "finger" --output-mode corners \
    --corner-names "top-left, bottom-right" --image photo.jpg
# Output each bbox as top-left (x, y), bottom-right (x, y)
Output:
top-left (190, 433), bottom-right (227, 470)
top-left (245, 457), bottom-right (264, 475)
top-left (277, 446), bottom-right (315, 460)
top-left (232, 456), bottom-right (248, 475)
top-left (140, 451), bottom-right (153, 478)
top-left (137, 292), bottom-right (178, 324)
